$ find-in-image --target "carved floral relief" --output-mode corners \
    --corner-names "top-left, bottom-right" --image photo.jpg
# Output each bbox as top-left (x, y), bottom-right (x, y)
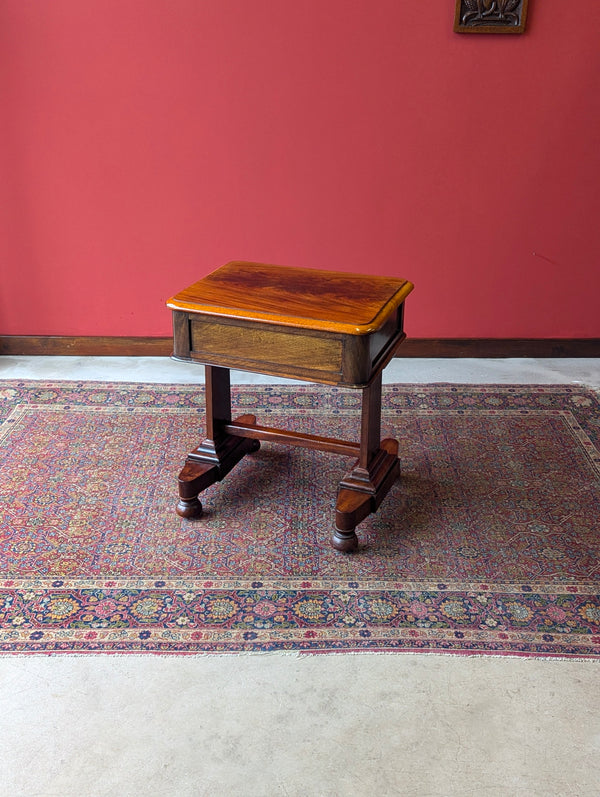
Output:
top-left (454, 0), bottom-right (529, 33)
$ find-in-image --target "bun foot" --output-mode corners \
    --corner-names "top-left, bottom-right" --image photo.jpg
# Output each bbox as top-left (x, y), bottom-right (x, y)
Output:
top-left (176, 497), bottom-right (203, 519)
top-left (331, 527), bottom-right (359, 553)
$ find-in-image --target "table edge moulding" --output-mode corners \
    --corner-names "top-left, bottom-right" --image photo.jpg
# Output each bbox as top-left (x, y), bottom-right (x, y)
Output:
top-left (167, 261), bottom-right (414, 552)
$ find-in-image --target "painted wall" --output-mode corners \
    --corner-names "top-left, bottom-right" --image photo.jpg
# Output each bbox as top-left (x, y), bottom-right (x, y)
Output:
top-left (1, 0), bottom-right (599, 338)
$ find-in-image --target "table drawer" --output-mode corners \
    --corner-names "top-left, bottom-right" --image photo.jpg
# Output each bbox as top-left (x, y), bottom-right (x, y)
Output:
top-left (172, 308), bottom-right (406, 386)
top-left (187, 316), bottom-right (344, 383)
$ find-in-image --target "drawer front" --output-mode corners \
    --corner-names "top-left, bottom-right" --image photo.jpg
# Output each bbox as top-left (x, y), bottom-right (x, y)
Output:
top-left (190, 319), bottom-right (343, 381)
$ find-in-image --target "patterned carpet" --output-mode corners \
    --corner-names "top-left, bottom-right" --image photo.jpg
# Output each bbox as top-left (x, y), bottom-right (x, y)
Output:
top-left (1, 380), bottom-right (599, 657)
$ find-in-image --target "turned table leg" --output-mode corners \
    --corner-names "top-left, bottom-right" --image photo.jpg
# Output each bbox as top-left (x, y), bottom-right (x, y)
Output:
top-left (175, 365), bottom-right (260, 518)
top-left (332, 374), bottom-right (400, 552)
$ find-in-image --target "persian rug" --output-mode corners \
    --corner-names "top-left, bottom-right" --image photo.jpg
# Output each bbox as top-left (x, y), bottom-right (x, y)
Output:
top-left (0, 380), bottom-right (599, 657)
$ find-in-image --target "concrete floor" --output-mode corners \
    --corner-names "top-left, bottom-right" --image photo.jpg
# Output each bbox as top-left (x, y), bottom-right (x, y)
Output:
top-left (2, 355), bottom-right (600, 387)
top-left (1, 357), bottom-right (599, 797)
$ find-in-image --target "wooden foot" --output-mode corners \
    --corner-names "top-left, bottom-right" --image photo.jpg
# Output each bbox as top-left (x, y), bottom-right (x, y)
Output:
top-left (176, 432), bottom-right (259, 518)
top-left (176, 458), bottom-right (219, 518)
top-left (331, 525), bottom-right (359, 553)
top-left (176, 496), bottom-right (203, 519)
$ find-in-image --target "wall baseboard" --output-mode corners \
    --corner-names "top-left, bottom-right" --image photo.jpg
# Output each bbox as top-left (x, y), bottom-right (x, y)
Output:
top-left (396, 338), bottom-right (600, 358)
top-left (0, 336), bottom-right (173, 356)
top-left (1, 335), bottom-right (599, 358)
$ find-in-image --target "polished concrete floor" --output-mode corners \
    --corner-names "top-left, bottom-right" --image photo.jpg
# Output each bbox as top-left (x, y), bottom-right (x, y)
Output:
top-left (1, 357), bottom-right (599, 797)
top-left (3, 355), bottom-right (600, 387)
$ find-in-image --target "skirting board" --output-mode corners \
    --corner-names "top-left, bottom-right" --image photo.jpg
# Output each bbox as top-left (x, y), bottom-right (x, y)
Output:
top-left (1, 336), bottom-right (599, 358)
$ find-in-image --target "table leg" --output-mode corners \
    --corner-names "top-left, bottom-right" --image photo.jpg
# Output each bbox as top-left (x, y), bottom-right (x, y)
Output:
top-left (333, 374), bottom-right (400, 551)
top-left (176, 365), bottom-right (260, 518)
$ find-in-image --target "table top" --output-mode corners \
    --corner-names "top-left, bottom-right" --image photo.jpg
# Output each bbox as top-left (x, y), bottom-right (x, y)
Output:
top-left (167, 261), bottom-right (413, 335)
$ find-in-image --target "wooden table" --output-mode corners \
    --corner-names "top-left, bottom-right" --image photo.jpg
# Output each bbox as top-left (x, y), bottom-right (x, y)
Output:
top-left (167, 261), bottom-right (414, 551)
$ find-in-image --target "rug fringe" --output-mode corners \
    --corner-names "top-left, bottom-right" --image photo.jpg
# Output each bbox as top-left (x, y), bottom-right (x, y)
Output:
top-left (0, 650), bottom-right (598, 662)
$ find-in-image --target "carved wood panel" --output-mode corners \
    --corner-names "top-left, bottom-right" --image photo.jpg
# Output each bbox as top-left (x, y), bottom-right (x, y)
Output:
top-left (454, 0), bottom-right (529, 33)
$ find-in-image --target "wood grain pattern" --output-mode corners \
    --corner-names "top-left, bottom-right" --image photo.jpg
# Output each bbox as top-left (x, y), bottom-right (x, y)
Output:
top-left (167, 261), bottom-right (414, 335)
top-left (190, 319), bottom-right (342, 375)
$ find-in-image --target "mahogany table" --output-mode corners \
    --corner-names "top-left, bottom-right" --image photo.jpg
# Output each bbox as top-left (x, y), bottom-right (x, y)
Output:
top-left (167, 261), bottom-right (414, 552)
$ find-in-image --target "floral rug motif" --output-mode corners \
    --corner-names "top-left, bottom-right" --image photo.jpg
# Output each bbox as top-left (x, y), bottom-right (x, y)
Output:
top-left (1, 380), bottom-right (599, 657)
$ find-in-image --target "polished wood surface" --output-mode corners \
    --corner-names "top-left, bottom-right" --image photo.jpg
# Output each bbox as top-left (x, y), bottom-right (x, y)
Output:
top-left (167, 261), bottom-right (413, 335)
top-left (170, 263), bottom-right (411, 387)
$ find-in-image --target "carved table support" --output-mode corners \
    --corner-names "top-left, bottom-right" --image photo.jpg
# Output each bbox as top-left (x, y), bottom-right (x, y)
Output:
top-left (332, 373), bottom-right (400, 552)
top-left (176, 366), bottom-right (400, 551)
top-left (333, 439), bottom-right (400, 552)
top-left (175, 365), bottom-right (260, 519)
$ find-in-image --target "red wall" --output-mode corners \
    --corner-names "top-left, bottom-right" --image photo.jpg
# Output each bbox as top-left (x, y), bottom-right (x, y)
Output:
top-left (2, 0), bottom-right (599, 338)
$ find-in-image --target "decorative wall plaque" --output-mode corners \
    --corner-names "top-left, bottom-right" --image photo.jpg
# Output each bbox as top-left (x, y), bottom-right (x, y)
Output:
top-left (454, 0), bottom-right (529, 34)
